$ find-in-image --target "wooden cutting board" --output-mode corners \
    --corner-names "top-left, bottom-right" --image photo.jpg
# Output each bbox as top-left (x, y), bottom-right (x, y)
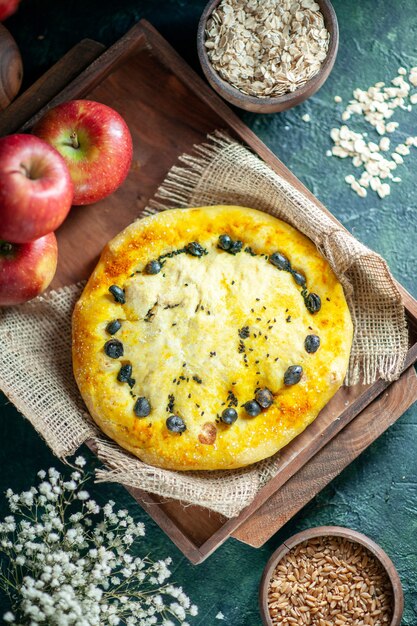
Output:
top-left (1, 20), bottom-right (416, 564)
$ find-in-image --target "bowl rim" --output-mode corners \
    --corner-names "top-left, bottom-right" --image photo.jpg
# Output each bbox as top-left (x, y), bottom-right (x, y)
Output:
top-left (197, 0), bottom-right (339, 107)
top-left (259, 525), bottom-right (404, 626)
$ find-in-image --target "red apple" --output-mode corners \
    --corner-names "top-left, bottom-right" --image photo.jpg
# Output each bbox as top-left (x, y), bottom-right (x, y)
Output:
top-left (0, 232), bottom-right (58, 305)
top-left (0, 134), bottom-right (74, 243)
top-left (0, 0), bottom-right (20, 20)
top-left (32, 100), bottom-right (133, 205)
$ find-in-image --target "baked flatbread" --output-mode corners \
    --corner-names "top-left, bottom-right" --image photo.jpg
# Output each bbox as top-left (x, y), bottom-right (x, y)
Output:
top-left (72, 206), bottom-right (353, 470)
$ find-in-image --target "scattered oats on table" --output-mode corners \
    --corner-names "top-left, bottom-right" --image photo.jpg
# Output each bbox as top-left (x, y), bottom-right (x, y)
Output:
top-left (328, 66), bottom-right (417, 199)
top-left (204, 0), bottom-right (330, 98)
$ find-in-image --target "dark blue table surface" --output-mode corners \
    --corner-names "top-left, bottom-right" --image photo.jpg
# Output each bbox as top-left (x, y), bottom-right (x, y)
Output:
top-left (1, 1), bottom-right (417, 624)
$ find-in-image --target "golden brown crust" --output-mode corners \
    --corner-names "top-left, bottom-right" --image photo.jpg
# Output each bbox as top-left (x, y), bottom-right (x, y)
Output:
top-left (72, 206), bottom-right (353, 470)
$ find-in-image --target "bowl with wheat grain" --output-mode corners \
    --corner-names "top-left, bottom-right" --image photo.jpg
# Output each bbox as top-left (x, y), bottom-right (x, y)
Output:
top-left (259, 526), bottom-right (403, 626)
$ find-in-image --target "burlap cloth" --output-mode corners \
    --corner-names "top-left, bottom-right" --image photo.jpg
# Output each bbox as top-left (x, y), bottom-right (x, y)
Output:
top-left (0, 132), bottom-right (408, 518)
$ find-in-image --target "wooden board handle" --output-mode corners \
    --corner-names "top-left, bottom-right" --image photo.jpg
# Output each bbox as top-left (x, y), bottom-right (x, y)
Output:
top-left (0, 38), bottom-right (105, 136)
top-left (232, 365), bottom-right (417, 547)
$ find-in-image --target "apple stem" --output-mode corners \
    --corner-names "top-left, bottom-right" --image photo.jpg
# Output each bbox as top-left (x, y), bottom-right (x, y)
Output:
top-left (19, 164), bottom-right (30, 178)
top-left (0, 241), bottom-right (14, 255)
top-left (70, 132), bottom-right (79, 149)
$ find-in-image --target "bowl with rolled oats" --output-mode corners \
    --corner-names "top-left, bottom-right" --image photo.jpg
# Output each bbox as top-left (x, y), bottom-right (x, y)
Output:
top-left (197, 0), bottom-right (339, 112)
top-left (259, 526), bottom-right (403, 626)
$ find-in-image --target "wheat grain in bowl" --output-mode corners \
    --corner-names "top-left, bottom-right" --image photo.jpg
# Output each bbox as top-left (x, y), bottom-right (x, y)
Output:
top-left (204, 0), bottom-right (330, 98)
top-left (267, 536), bottom-right (394, 625)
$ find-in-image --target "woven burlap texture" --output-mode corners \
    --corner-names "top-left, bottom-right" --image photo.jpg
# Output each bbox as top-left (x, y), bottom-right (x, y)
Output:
top-left (0, 131), bottom-right (408, 518)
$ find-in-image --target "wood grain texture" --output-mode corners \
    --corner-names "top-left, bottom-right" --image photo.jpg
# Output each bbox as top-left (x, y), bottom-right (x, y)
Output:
top-left (233, 365), bottom-right (417, 548)
top-left (1, 21), bottom-right (416, 564)
top-left (0, 38), bottom-right (104, 136)
top-left (0, 24), bottom-right (22, 111)
top-left (196, 0), bottom-right (339, 113)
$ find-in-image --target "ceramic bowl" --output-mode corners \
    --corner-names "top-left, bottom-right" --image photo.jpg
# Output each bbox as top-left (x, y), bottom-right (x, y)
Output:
top-left (259, 526), bottom-right (403, 626)
top-left (197, 0), bottom-right (339, 113)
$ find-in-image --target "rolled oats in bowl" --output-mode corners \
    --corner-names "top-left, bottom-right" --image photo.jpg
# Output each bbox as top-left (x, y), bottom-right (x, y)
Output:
top-left (204, 0), bottom-right (330, 98)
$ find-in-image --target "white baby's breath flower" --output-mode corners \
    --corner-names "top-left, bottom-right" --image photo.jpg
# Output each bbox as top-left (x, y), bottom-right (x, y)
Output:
top-left (178, 593), bottom-right (191, 609)
top-left (170, 603), bottom-right (186, 621)
top-left (65, 528), bottom-right (78, 543)
top-left (3, 612), bottom-right (14, 622)
top-left (74, 456), bottom-right (86, 468)
top-left (0, 465), bottom-right (198, 626)
top-left (86, 500), bottom-right (100, 514)
top-left (63, 480), bottom-right (77, 491)
top-left (152, 594), bottom-right (164, 609)
top-left (19, 491), bottom-right (34, 507)
top-left (48, 468), bottom-right (60, 483)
